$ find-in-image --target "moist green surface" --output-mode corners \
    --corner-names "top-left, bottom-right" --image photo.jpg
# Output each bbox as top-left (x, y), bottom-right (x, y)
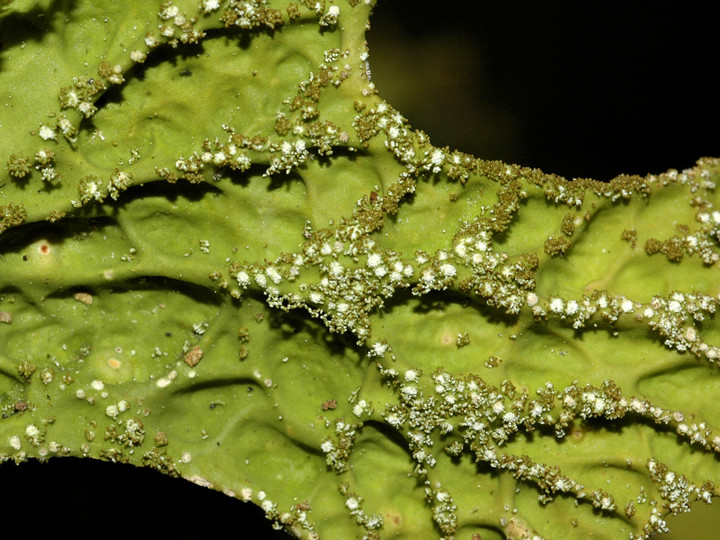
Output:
top-left (1, 1), bottom-right (720, 538)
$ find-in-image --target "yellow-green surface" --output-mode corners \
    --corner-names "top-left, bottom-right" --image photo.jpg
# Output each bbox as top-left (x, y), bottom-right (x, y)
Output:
top-left (1, 1), bottom-right (719, 538)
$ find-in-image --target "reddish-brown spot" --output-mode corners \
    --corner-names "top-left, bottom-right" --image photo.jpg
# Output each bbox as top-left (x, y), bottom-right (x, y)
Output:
top-left (39, 243), bottom-right (50, 255)
top-left (321, 399), bottom-right (337, 411)
top-left (384, 512), bottom-right (401, 526)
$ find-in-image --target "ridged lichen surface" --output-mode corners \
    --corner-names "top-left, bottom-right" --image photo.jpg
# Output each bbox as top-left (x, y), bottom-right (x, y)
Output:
top-left (1, 1), bottom-right (720, 538)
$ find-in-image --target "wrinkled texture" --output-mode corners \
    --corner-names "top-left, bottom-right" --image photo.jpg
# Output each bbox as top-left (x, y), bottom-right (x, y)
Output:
top-left (1, 1), bottom-right (720, 538)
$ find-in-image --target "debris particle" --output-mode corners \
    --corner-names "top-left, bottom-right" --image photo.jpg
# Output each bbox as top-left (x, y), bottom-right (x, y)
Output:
top-left (107, 358), bottom-right (122, 369)
top-left (74, 292), bottom-right (93, 305)
top-left (184, 346), bottom-right (204, 367)
top-left (154, 431), bottom-right (168, 446)
top-left (9, 435), bottom-right (21, 450)
top-left (322, 399), bottom-right (338, 411)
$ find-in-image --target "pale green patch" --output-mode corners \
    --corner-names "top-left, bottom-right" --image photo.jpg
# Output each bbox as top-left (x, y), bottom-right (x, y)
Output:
top-left (1, 1), bottom-right (720, 539)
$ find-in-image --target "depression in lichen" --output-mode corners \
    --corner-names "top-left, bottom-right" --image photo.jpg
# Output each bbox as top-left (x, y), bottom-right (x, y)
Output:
top-left (1, 1), bottom-right (720, 539)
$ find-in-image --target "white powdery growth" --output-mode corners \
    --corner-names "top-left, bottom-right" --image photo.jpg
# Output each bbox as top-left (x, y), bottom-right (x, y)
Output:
top-left (368, 340), bottom-right (389, 357)
top-left (404, 369), bottom-right (419, 382)
top-left (201, 0), bottom-right (221, 12)
top-left (236, 270), bottom-right (250, 287)
top-left (439, 263), bottom-right (456, 278)
top-left (367, 253), bottom-right (382, 268)
top-left (549, 297), bottom-right (564, 314)
top-left (39, 125), bottom-right (57, 141)
top-left (266, 266), bottom-right (282, 284)
top-left (320, 440), bottom-right (334, 453)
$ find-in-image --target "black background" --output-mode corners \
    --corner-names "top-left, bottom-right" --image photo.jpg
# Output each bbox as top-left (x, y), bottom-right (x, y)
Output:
top-left (368, 1), bottom-right (718, 181)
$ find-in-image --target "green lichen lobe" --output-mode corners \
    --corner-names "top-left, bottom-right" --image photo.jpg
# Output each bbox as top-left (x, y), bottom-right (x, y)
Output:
top-left (0, 1), bottom-right (719, 539)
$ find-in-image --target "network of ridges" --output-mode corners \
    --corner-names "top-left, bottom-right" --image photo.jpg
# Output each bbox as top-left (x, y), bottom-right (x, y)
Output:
top-left (231, 141), bottom-right (720, 537)
top-left (2, 0), bottom-right (720, 539)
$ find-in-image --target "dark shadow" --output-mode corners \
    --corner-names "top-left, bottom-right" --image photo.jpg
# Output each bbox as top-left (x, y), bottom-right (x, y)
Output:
top-left (119, 177), bottom-right (223, 206)
top-left (379, 287), bottom-right (520, 330)
top-left (0, 0), bottom-right (78, 67)
top-left (0, 215), bottom-right (116, 255)
top-left (315, 146), bottom-right (362, 167)
top-left (172, 376), bottom-right (264, 396)
top-left (262, 295), bottom-right (360, 360)
top-left (266, 169), bottom-right (305, 192)
top-left (105, 275), bottom-right (224, 306)
top-left (361, 418), bottom-right (411, 453)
